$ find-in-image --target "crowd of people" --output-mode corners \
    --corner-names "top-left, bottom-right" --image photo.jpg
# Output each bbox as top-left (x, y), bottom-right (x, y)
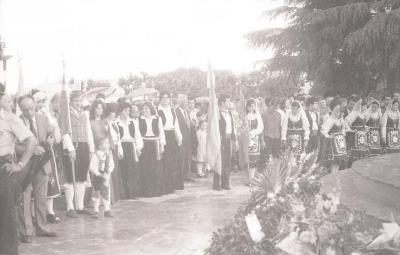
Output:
top-left (1, 79), bottom-right (400, 255)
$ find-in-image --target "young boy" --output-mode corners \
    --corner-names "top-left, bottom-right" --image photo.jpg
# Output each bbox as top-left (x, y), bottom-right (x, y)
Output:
top-left (89, 136), bottom-right (114, 218)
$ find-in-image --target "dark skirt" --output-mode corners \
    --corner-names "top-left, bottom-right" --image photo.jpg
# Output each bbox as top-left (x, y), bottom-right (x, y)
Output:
top-left (0, 171), bottom-right (20, 255)
top-left (386, 128), bottom-right (400, 153)
top-left (63, 142), bottom-right (90, 183)
top-left (111, 148), bottom-right (125, 202)
top-left (119, 142), bottom-right (142, 198)
top-left (162, 130), bottom-right (178, 194)
top-left (139, 139), bottom-right (163, 197)
top-left (321, 134), bottom-right (347, 168)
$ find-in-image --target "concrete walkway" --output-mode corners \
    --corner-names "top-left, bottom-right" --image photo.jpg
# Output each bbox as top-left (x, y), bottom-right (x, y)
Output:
top-left (19, 173), bottom-right (250, 255)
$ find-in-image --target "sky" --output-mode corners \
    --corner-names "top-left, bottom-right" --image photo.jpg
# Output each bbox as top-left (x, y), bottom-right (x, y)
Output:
top-left (1, 0), bottom-right (283, 92)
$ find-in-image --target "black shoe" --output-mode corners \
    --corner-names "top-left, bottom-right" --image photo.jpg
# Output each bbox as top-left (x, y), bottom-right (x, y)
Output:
top-left (20, 235), bottom-right (33, 243)
top-left (104, 211), bottom-right (114, 218)
top-left (92, 212), bottom-right (100, 219)
top-left (66, 210), bottom-right (78, 218)
top-left (222, 186), bottom-right (231, 190)
top-left (47, 214), bottom-right (60, 223)
top-left (37, 231), bottom-right (57, 238)
top-left (77, 209), bottom-right (92, 215)
top-left (213, 186), bottom-right (222, 191)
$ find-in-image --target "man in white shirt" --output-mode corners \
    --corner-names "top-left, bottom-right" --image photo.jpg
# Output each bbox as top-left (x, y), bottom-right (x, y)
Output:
top-left (215, 94), bottom-right (238, 190)
top-left (176, 94), bottom-right (194, 185)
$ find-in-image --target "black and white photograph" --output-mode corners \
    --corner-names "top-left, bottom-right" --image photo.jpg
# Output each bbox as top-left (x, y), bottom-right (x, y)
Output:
top-left (0, 0), bottom-right (400, 254)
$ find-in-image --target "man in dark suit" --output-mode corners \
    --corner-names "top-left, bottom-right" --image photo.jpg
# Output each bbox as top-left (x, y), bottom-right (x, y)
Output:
top-left (17, 95), bottom-right (57, 243)
top-left (176, 95), bottom-right (194, 187)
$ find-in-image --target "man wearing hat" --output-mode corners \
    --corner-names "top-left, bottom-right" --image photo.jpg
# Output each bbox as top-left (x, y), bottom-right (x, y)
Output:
top-left (0, 83), bottom-right (37, 255)
top-left (62, 91), bottom-right (95, 217)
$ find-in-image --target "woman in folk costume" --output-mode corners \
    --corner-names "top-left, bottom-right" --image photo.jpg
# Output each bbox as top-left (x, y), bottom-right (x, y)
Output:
top-left (139, 102), bottom-right (166, 197)
top-left (158, 91), bottom-right (182, 194)
top-left (35, 91), bottom-right (62, 223)
top-left (381, 99), bottom-right (400, 153)
top-left (345, 99), bottom-right (369, 166)
top-left (244, 99), bottom-right (264, 182)
top-left (116, 102), bottom-right (143, 198)
top-left (281, 101), bottom-right (310, 156)
top-left (364, 100), bottom-right (382, 155)
top-left (320, 99), bottom-right (350, 172)
top-left (62, 91), bottom-right (95, 217)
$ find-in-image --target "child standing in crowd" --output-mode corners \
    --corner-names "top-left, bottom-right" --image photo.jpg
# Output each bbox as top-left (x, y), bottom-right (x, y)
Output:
top-left (195, 120), bottom-right (208, 177)
top-left (89, 136), bottom-right (114, 218)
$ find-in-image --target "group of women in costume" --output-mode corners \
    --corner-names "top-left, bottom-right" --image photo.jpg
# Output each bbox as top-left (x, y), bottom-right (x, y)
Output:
top-left (88, 99), bottom-right (181, 200)
top-left (240, 94), bottom-right (400, 176)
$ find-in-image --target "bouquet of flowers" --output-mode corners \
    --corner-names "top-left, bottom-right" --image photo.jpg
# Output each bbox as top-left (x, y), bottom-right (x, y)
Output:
top-left (205, 151), bottom-right (392, 255)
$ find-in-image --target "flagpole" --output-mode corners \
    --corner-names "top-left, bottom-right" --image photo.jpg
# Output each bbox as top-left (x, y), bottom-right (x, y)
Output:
top-left (61, 59), bottom-right (78, 210)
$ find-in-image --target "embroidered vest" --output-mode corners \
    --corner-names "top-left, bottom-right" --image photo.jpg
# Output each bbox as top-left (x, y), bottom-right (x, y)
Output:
top-left (70, 111), bottom-right (89, 143)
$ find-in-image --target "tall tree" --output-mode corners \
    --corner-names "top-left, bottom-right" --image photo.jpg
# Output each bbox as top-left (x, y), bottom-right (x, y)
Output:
top-left (249, 0), bottom-right (400, 96)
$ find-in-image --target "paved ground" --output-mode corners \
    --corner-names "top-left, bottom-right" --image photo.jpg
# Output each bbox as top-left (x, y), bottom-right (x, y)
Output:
top-left (19, 172), bottom-right (250, 255)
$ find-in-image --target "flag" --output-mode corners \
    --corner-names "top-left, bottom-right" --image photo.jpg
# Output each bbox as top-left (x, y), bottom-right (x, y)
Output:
top-left (58, 60), bottom-right (72, 136)
top-left (14, 56), bottom-right (24, 114)
top-left (206, 64), bottom-right (221, 175)
top-left (17, 57), bottom-right (24, 96)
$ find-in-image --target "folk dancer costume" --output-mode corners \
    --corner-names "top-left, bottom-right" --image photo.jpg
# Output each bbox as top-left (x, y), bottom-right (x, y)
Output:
top-left (0, 109), bottom-right (33, 255)
top-left (18, 111), bottom-right (58, 238)
top-left (215, 110), bottom-right (237, 190)
top-left (139, 115), bottom-right (166, 197)
top-left (345, 100), bottom-right (369, 165)
top-left (381, 105), bottom-right (400, 153)
top-left (320, 107), bottom-right (349, 171)
top-left (158, 105), bottom-right (182, 193)
top-left (364, 101), bottom-right (382, 155)
top-left (89, 146), bottom-right (114, 215)
top-left (245, 110), bottom-right (263, 180)
top-left (281, 106), bottom-right (310, 156)
top-left (116, 117), bottom-right (143, 198)
top-left (62, 95), bottom-right (95, 213)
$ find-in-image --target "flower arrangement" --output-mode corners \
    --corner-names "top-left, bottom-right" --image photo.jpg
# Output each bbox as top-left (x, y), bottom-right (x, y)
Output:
top-left (205, 152), bottom-right (400, 255)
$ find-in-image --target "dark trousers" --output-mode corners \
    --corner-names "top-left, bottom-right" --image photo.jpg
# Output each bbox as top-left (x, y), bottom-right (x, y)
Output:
top-left (306, 131), bottom-right (319, 154)
top-left (177, 142), bottom-right (192, 189)
top-left (0, 171), bottom-right (20, 255)
top-left (18, 169), bottom-right (51, 237)
top-left (265, 136), bottom-right (281, 159)
top-left (214, 137), bottom-right (232, 189)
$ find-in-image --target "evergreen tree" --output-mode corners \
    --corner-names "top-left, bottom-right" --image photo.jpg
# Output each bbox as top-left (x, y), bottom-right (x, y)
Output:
top-left (249, 0), bottom-right (400, 96)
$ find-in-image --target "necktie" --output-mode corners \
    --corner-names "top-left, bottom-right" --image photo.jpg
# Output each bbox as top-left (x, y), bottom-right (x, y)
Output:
top-left (183, 110), bottom-right (189, 126)
top-left (28, 117), bottom-right (37, 138)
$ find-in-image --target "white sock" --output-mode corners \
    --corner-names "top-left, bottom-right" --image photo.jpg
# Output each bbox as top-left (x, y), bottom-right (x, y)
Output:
top-left (47, 198), bottom-right (55, 215)
top-left (92, 197), bottom-right (100, 212)
top-left (102, 197), bottom-right (110, 212)
top-left (75, 182), bottom-right (86, 210)
top-left (64, 184), bottom-right (75, 211)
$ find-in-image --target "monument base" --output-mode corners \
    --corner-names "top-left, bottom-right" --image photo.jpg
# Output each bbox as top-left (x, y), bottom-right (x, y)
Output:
top-left (322, 153), bottom-right (400, 222)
